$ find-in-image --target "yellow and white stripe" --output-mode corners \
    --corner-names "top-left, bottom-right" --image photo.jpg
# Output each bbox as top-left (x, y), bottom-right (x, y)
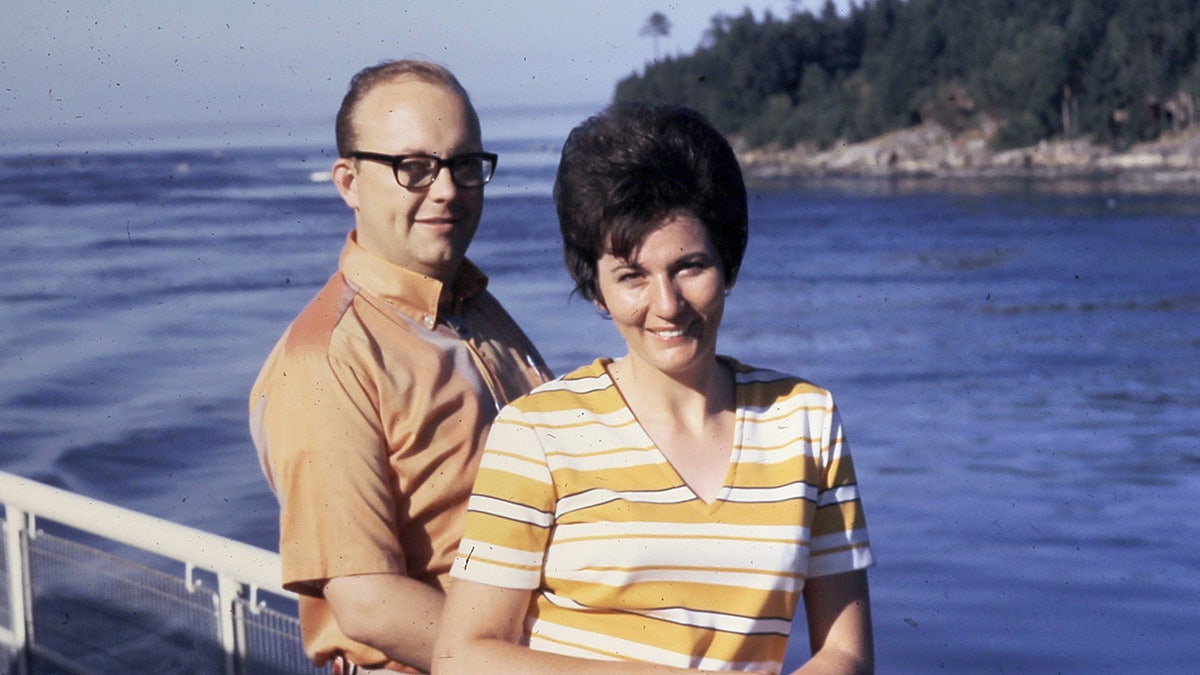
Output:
top-left (454, 357), bottom-right (873, 670)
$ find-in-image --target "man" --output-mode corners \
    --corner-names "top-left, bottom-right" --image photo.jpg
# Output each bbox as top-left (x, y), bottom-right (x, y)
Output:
top-left (249, 60), bottom-right (551, 673)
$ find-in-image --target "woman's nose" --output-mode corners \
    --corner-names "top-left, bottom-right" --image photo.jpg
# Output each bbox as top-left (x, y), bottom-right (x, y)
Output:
top-left (649, 276), bottom-right (682, 316)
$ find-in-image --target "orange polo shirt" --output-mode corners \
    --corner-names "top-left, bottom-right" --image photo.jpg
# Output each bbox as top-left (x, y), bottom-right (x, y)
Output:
top-left (249, 231), bottom-right (551, 671)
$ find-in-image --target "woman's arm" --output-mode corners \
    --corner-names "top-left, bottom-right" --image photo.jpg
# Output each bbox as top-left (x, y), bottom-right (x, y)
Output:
top-left (792, 570), bottom-right (874, 675)
top-left (432, 579), bottom-right (770, 675)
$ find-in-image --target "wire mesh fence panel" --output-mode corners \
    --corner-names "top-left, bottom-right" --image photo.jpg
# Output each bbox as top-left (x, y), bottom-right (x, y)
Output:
top-left (0, 515), bottom-right (16, 672)
top-left (1, 475), bottom-right (302, 675)
top-left (238, 596), bottom-right (324, 675)
top-left (27, 531), bottom-right (225, 674)
top-left (0, 646), bottom-right (16, 675)
top-left (1, 516), bottom-right (11, 633)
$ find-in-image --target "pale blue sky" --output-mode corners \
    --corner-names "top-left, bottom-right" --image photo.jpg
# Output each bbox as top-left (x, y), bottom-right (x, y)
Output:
top-left (3, 0), bottom-right (846, 142)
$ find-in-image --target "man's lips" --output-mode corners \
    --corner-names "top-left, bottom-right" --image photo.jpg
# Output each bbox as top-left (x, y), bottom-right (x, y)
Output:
top-left (415, 216), bottom-right (459, 230)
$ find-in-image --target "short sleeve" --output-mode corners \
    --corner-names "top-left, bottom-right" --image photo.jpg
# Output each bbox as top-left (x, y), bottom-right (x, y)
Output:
top-left (452, 405), bottom-right (556, 589)
top-left (806, 398), bottom-right (875, 578)
top-left (260, 333), bottom-right (405, 595)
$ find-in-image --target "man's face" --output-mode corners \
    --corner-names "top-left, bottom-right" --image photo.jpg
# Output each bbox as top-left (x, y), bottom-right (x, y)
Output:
top-left (333, 78), bottom-right (484, 283)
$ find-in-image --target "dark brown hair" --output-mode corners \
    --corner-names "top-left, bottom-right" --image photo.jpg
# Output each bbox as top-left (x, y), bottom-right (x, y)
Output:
top-left (553, 102), bottom-right (748, 304)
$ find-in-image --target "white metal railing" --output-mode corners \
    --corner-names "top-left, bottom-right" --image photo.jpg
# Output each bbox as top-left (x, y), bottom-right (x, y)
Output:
top-left (0, 470), bottom-right (318, 674)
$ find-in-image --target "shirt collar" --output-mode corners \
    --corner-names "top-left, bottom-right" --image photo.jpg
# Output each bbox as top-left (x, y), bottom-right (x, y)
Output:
top-left (338, 230), bottom-right (489, 330)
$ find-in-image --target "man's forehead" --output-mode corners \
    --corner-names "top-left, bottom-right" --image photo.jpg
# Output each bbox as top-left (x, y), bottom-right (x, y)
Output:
top-left (354, 79), bottom-right (478, 138)
top-left (361, 78), bottom-right (468, 112)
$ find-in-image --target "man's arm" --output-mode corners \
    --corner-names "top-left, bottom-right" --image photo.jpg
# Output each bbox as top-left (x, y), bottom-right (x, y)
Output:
top-left (325, 573), bottom-right (444, 673)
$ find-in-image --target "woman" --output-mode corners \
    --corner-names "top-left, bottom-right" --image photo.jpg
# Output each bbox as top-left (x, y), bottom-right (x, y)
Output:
top-left (434, 103), bottom-right (875, 674)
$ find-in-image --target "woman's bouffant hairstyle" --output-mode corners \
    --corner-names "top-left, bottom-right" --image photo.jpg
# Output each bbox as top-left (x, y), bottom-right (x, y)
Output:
top-left (553, 102), bottom-right (748, 304)
top-left (335, 59), bottom-right (476, 158)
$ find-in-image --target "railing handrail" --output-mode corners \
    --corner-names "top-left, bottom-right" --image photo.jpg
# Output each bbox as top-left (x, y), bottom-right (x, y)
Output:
top-left (0, 470), bottom-right (286, 595)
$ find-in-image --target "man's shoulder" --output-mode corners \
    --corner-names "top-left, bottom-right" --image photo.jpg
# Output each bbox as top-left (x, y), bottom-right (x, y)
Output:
top-left (261, 269), bottom-right (412, 378)
top-left (279, 272), bottom-right (361, 357)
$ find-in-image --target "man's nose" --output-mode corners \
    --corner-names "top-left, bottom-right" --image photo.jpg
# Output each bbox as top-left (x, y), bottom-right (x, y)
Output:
top-left (427, 165), bottom-right (459, 199)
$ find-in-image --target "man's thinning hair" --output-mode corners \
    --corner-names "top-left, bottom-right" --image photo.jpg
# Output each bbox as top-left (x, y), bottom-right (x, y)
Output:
top-left (335, 59), bottom-right (476, 157)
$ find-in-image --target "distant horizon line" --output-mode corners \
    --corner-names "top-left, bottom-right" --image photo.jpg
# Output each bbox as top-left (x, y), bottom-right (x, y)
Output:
top-left (3, 99), bottom-right (609, 136)
top-left (1, 101), bottom-right (605, 157)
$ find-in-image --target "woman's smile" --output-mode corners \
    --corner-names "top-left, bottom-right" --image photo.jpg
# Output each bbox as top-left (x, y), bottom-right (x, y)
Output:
top-left (596, 211), bottom-right (726, 381)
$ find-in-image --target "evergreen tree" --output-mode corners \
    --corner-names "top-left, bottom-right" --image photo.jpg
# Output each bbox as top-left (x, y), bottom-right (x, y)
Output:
top-left (614, 0), bottom-right (1200, 149)
top-left (640, 12), bottom-right (672, 61)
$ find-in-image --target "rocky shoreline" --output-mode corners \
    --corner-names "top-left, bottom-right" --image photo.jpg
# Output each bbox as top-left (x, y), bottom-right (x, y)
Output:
top-left (737, 122), bottom-right (1200, 190)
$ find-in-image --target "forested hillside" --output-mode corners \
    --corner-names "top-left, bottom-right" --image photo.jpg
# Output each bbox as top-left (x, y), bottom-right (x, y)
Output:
top-left (615, 0), bottom-right (1200, 151)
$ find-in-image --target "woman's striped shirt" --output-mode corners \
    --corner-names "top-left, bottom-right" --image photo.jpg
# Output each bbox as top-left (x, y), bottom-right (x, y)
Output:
top-left (451, 357), bottom-right (873, 672)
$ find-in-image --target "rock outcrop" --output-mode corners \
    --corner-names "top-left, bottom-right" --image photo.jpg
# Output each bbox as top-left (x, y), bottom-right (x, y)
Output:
top-left (738, 121), bottom-right (1200, 188)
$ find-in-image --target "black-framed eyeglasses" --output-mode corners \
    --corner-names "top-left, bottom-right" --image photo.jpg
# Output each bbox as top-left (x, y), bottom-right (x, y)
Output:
top-left (347, 151), bottom-right (498, 189)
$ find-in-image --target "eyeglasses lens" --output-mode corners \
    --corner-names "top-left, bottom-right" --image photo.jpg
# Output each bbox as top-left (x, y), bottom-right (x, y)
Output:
top-left (450, 157), bottom-right (487, 187)
top-left (395, 158), bottom-right (439, 188)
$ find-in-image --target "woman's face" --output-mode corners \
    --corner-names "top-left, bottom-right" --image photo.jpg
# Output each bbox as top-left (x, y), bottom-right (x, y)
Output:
top-left (596, 211), bottom-right (727, 379)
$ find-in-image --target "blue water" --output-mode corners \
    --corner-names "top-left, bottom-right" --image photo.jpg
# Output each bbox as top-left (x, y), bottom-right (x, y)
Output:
top-left (2, 108), bottom-right (1198, 672)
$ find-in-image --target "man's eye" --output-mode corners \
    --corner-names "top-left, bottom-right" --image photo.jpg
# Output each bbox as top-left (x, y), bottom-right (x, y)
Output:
top-left (453, 161), bottom-right (484, 181)
top-left (397, 160), bottom-right (435, 179)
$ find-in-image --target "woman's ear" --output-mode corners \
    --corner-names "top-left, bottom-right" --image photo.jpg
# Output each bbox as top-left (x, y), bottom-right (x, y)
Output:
top-left (593, 295), bottom-right (611, 319)
top-left (331, 158), bottom-right (359, 210)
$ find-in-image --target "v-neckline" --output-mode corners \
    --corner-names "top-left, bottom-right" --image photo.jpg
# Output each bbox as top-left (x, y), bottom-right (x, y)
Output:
top-left (600, 357), bottom-right (743, 513)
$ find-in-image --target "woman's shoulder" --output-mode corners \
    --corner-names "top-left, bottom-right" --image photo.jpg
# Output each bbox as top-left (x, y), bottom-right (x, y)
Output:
top-left (723, 356), bottom-right (835, 405)
top-left (502, 357), bottom-right (618, 414)
top-left (532, 357), bottom-right (612, 392)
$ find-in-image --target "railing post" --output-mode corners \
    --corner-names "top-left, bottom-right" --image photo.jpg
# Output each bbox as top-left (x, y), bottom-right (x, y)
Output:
top-left (217, 572), bottom-right (246, 675)
top-left (4, 507), bottom-right (31, 675)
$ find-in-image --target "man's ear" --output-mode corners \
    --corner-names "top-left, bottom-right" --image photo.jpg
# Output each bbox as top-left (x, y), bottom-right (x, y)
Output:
top-left (332, 158), bottom-right (359, 210)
